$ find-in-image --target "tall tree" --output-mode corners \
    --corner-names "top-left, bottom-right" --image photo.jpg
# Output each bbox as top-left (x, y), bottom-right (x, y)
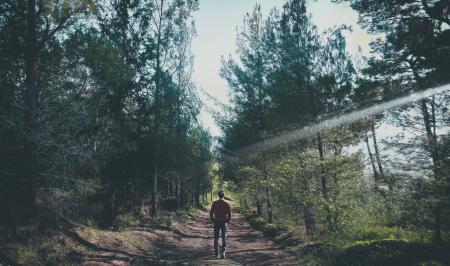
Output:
top-left (339, 0), bottom-right (450, 242)
top-left (220, 0), bottom-right (355, 232)
top-left (221, 4), bottom-right (274, 221)
top-left (0, 0), bottom-right (95, 217)
top-left (138, 0), bottom-right (199, 217)
top-left (0, 0), bottom-right (210, 225)
top-left (269, 0), bottom-right (355, 230)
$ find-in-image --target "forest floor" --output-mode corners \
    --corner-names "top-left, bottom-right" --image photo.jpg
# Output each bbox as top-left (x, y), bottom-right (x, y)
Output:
top-left (3, 207), bottom-right (449, 265)
top-left (0, 208), bottom-right (299, 265)
top-left (79, 208), bottom-right (298, 265)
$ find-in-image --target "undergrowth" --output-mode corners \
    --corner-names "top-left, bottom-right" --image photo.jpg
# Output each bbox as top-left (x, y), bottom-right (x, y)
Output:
top-left (240, 210), bottom-right (450, 266)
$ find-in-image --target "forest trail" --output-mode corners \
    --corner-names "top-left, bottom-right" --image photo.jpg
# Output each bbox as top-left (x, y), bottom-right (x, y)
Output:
top-left (80, 208), bottom-right (298, 265)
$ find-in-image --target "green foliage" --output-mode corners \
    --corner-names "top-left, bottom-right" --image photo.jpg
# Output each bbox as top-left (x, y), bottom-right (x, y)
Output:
top-left (324, 226), bottom-right (432, 248)
top-left (298, 240), bottom-right (450, 266)
top-left (334, 240), bottom-right (450, 266)
top-left (0, 0), bottom-right (449, 264)
top-left (0, 0), bottom-right (212, 226)
top-left (0, 225), bottom-right (87, 265)
top-left (218, 2), bottom-right (449, 266)
top-left (15, 247), bottom-right (38, 264)
top-left (245, 213), bottom-right (288, 239)
top-left (84, 218), bottom-right (98, 229)
top-left (342, 0), bottom-right (450, 242)
top-left (125, 236), bottom-right (144, 247)
top-left (113, 213), bottom-right (141, 230)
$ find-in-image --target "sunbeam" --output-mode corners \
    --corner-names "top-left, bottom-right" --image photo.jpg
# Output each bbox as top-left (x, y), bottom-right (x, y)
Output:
top-left (236, 83), bottom-right (450, 156)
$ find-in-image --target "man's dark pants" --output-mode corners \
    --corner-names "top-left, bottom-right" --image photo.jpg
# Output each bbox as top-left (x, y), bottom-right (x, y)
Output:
top-left (214, 221), bottom-right (227, 256)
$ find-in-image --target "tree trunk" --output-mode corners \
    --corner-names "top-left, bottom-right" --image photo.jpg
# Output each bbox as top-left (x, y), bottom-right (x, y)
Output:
top-left (364, 133), bottom-right (379, 187)
top-left (266, 186), bottom-right (273, 223)
top-left (317, 132), bottom-right (328, 198)
top-left (317, 132), bottom-right (333, 230)
top-left (303, 204), bottom-right (316, 236)
top-left (119, 0), bottom-right (130, 61)
top-left (243, 197), bottom-right (249, 210)
top-left (151, 0), bottom-right (165, 218)
top-left (110, 191), bottom-right (116, 225)
top-left (152, 152), bottom-right (158, 217)
top-left (371, 124), bottom-right (385, 181)
top-left (431, 96), bottom-right (436, 136)
top-left (299, 174), bottom-right (316, 236)
top-left (434, 208), bottom-right (442, 243)
top-left (262, 152), bottom-right (273, 223)
top-left (176, 177), bottom-right (181, 208)
top-left (411, 68), bottom-right (442, 242)
top-left (421, 100), bottom-right (439, 157)
top-left (23, 0), bottom-right (39, 211)
top-left (196, 192), bottom-right (200, 207)
top-left (256, 198), bottom-right (262, 216)
top-left (184, 182), bottom-right (188, 206)
top-left (420, 99), bottom-right (442, 242)
top-left (210, 187), bottom-right (213, 202)
top-left (180, 181), bottom-right (185, 207)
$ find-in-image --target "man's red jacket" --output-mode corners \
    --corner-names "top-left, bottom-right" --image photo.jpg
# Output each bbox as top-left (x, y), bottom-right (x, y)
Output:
top-left (210, 199), bottom-right (231, 223)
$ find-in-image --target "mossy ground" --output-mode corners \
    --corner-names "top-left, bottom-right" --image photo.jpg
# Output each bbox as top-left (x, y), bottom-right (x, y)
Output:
top-left (239, 210), bottom-right (450, 266)
top-left (0, 223), bottom-right (90, 265)
top-left (0, 208), bottom-right (195, 265)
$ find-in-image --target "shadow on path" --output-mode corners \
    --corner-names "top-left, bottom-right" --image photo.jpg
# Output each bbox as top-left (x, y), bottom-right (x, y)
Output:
top-left (80, 208), bottom-right (299, 265)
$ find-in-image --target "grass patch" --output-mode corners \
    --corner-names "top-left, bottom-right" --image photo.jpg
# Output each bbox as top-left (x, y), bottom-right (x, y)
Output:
top-left (333, 240), bottom-right (450, 266)
top-left (297, 239), bottom-right (450, 266)
top-left (244, 213), bottom-right (290, 240)
top-left (124, 235), bottom-right (143, 247)
top-left (325, 225), bottom-right (433, 247)
top-left (0, 224), bottom-right (88, 265)
top-left (113, 213), bottom-right (141, 230)
top-left (239, 212), bottom-right (450, 266)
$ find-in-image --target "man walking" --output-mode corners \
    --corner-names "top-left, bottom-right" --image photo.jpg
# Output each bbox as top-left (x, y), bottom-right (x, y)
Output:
top-left (210, 191), bottom-right (231, 259)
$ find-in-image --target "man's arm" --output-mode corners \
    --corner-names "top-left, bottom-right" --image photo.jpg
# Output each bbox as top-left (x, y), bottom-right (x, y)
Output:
top-left (210, 202), bottom-right (215, 221)
top-left (226, 204), bottom-right (231, 223)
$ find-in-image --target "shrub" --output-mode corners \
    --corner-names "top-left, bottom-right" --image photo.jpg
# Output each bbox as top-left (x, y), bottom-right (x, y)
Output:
top-left (334, 240), bottom-right (450, 266)
top-left (113, 213), bottom-right (140, 229)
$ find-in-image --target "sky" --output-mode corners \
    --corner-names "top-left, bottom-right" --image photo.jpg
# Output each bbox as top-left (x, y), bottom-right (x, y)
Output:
top-left (191, 0), bottom-right (374, 137)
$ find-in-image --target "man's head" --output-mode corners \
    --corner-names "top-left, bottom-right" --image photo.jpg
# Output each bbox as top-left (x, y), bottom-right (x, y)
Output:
top-left (218, 190), bottom-right (225, 199)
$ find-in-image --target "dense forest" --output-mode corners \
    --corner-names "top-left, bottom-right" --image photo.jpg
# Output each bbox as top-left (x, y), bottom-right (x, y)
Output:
top-left (0, 0), bottom-right (449, 265)
top-left (218, 0), bottom-right (450, 262)
top-left (0, 0), bottom-right (212, 225)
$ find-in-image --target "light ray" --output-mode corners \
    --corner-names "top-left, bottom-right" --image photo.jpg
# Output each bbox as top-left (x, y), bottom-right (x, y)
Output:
top-left (236, 83), bottom-right (450, 156)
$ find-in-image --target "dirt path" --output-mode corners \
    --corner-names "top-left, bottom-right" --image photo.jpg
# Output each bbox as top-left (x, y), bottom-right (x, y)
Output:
top-left (172, 209), bottom-right (298, 265)
top-left (81, 209), bottom-right (298, 265)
